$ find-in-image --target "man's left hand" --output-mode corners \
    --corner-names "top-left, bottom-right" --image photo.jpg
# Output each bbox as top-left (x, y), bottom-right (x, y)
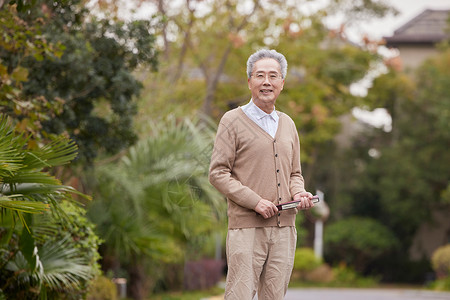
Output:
top-left (293, 191), bottom-right (315, 210)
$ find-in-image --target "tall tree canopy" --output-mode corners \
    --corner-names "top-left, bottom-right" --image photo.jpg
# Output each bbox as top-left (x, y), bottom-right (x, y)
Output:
top-left (323, 47), bottom-right (450, 281)
top-left (132, 0), bottom-right (395, 185)
top-left (1, 0), bottom-right (159, 164)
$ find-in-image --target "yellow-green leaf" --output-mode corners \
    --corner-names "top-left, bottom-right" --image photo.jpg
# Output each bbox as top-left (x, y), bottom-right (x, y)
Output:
top-left (11, 66), bottom-right (29, 82)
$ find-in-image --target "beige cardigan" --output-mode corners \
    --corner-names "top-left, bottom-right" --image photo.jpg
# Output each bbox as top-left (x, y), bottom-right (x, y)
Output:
top-left (209, 108), bottom-right (306, 229)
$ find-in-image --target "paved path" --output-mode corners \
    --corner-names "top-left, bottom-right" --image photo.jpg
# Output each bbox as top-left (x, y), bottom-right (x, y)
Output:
top-left (284, 288), bottom-right (450, 300)
top-left (206, 288), bottom-right (450, 300)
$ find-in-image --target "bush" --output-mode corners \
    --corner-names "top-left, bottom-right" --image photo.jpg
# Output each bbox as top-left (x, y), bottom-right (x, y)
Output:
top-left (0, 201), bottom-right (102, 299)
top-left (44, 201), bottom-right (102, 299)
top-left (304, 264), bottom-right (334, 283)
top-left (87, 276), bottom-right (118, 300)
top-left (184, 259), bottom-right (225, 290)
top-left (431, 244), bottom-right (450, 279)
top-left (324, 217), bottom-right (399, 273)
top-left (291, 248), bottom-right (324, 282)
top-left (293, 247), bottom-right (322, 272)
top-left (331, 263), bottom-right (379, 287)
top-left (429, 276), bottom-right (450, 291)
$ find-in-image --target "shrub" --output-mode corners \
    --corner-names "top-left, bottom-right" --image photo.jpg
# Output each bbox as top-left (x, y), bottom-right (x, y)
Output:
top-left (324, 217), bottom-right (399, 273)
top-left (293, 247), bottom-right (322, 272)
top-left (332, 263), bottom-right (379, 287)
top-left (184, 259), bottom-right (225, 290)
top-left (40, 200), bottom-right (102, 299)
top-left (87, 276), bottom-right (118, 300)
top-left (305, 264), bottom-right (334, 283)
top-left (431, 244), bottom-right (450, 279)
top-left (429, 276), bottom-right (450, 291)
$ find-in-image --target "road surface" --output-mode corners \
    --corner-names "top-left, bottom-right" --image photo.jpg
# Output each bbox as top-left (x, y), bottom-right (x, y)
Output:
top-left (206, 287), bottom-right (450, 300)
top-left (283, 288), bottom-right (450, 300)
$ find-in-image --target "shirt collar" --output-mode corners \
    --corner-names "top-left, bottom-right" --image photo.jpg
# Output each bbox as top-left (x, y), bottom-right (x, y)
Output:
top-left (248, 99), bottom-right (279, 121)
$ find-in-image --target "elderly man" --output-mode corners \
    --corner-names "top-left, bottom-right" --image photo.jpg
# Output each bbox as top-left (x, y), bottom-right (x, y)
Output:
top-left (209, 49), bottom-right (315, 300)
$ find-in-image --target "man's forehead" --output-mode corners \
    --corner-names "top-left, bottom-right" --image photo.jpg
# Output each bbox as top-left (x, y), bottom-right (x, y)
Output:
top-left (254, 58), bottom-right (281, 72)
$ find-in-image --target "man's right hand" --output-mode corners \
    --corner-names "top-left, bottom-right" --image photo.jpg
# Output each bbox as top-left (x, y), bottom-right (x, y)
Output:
top-left (254, 199), bottom-right (278, 219)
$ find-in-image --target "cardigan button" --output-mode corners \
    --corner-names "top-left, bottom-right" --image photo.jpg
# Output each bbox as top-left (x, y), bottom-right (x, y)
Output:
top-left (278, 183), bottom-right (280, 186)
top-left (277, 169), bottom-right (279, 172)
top-left (275, 154), bottom-right (278, 157)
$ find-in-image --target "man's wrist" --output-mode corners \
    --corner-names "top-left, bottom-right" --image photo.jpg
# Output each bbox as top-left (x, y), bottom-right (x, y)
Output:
top-left (293, 191), bottom-right (308, 200)
top-left (292, 193), bottom-right (301, 201)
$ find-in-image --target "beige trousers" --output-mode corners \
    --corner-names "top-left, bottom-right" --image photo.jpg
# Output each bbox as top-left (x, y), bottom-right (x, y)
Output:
top-left (224, 226), bottom-right (297, 300)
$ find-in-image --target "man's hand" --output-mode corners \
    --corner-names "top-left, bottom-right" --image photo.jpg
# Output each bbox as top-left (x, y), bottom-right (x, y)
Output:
top-left (293, 191), bottom-right (315, 210)
top-left (254, 199), bottom-right (278, 219)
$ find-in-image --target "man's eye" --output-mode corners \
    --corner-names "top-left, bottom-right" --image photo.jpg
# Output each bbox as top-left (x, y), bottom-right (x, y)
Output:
top-left (256, 74), bottom-right (264, 78)
top-left (270, 74), bottom-right (278, 78)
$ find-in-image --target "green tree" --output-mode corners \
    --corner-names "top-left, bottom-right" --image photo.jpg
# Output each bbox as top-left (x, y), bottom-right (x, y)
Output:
top-left (324, 217), bottom-right (399, 273)
top-left (1, 0), bottom-right (159, 164)
top-left (0, 3), bottom-right (65, 144)
top-left (135, 0), bottom-right (395, 185)
top-left (136, 0), bottom-right (393, 116)
top-left (363, 49), bottom-right (449, 239)
top-left (128, 0), bottom-right (399, 281)
top-left (87, 117), bottom-right (225, 299)
top-left (324, 48), bottom-right (450, 281)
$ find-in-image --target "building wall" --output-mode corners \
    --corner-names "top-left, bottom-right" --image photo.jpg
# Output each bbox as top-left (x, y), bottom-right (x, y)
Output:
top-left (410, 207), bottom-right (450, 261)
top-left (397, 44), bottom-right (441, 70)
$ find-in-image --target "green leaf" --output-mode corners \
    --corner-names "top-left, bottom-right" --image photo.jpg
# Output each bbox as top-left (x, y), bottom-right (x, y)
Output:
top-left (0, 197), bottom-right (49, 214)
top-left (2, 172), bottom-right (61, 185)
top-left (20, 223), bottom-right (37, 271)
top-left (23, 137), bottom-right (78, 170)
top-left (11, 66), bottom-right (29, 82)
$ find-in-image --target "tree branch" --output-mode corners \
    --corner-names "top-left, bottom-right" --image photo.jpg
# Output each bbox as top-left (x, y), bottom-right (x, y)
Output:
top-left (200, 0), bottom-right (262, 117)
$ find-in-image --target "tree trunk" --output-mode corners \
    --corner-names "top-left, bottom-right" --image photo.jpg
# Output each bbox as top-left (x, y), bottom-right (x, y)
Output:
top-left (200, 0), bottom-right (261, 117)
top-left (200, 45), bottom-right (232, 117)
top-left (128, 259), bottom-right (148, 300)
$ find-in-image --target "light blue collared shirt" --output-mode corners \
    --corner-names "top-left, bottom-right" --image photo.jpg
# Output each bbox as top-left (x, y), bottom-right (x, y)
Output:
top-left (241, 99), bottom-right (279, 138)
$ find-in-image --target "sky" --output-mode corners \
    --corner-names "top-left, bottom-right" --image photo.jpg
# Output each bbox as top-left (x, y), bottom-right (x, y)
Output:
top-left (349, 0), bottom-right (449, 129)
top-left (127, 0), bottom-right (450, 44)
top-left (126, 0), bottom-right (450, 129)
top-left (355, 0), bottom-right (450, 41)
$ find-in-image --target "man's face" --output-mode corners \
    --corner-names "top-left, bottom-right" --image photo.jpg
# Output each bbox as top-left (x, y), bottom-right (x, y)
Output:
top-left (248, 58), bottom-right (285, 112)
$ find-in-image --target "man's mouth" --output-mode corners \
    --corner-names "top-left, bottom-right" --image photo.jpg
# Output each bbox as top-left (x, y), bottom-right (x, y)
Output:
top-left (260, 89), bottom-right (273, 94)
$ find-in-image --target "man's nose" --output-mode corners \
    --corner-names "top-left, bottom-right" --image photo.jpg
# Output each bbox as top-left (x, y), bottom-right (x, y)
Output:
top-left (263, 75), bottom-right (271, 84)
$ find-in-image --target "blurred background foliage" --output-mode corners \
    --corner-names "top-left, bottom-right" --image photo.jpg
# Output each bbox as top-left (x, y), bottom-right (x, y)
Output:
top-left (0, 0), bottom-right (449, 299)
top-left (87, 117), bottom-right (224, 298)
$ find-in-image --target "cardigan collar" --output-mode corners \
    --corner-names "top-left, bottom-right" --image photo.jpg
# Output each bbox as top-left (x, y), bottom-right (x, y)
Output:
top-left (245, 99), bottom-right (279, 122)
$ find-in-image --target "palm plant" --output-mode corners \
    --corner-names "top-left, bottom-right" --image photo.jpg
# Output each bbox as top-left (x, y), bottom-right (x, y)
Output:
top-left (0, 116), bottom-right (86, 223)
top-left (88, 116), bottom-right (225, 299)
top-left (0, 116), bottom-right (98, 299)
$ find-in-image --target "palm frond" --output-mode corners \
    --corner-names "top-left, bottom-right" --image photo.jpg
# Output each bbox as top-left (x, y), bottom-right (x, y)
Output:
top-left (90, 116), bottom-right (225, 266)
top-left (0, 196), bottom-right (49, 214)
top-left (1, 183), bottom-right (91, 201)
top-left (36, 238), bottom-right (93, 291)
top-left (5, 239), bottom-right (94, 293)
top-left (0, 118), bottom-right (25, 178)
top-left (2, 172), bottom-right (61, 186)
top-left (22, 137), bottom-right (78, 170)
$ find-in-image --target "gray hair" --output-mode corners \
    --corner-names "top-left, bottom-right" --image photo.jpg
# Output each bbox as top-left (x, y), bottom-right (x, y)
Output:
top-left (246, 49), bottom-right (288, 79)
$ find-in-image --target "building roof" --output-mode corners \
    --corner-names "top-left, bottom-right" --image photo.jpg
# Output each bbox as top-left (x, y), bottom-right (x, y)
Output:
top-left (384, 9), bottom-right (450, 47)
